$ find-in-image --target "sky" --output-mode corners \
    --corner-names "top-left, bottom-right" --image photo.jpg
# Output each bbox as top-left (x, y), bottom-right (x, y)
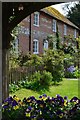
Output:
top-left (52, 1), bottom-right (79, 16)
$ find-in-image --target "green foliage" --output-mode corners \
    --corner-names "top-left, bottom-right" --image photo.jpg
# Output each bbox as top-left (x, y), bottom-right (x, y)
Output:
top-left (28, 70), bottom-right (53, 91)
top-left (64, 51), bottom-right (80, 78)
top-left (47, 32), bottom-right (62, 50)
top-left (10, 79), bottom-right (78, 100)
top-left (9, 80), bottom-right (28, 93)
top-left (61, 35), bottom-right (77, 55)
top-left (64, 54), bottom-right (74, 67)
top-left (63, 1), bottom-right (80, 28)
top-left (9, 70), bottom-right (53, 93)
top-left (41, 70), bottom-right (53, 86)
top-left (43, 49), bottom-right (64, 84)
top-left (9, 25), bottom-right (20, 70)
top-left (18, 53), bottom-right (43, 68)
top-left (56, 25), bottom-right (60, 49)
top-left (17, 48), bottom-right (64, 85)
top-left (74, 69), bottom-right (80, 78)
top-left (9, 83), bottom-right (20, 93)
top-left (65, 67), bottom-right (80, 78)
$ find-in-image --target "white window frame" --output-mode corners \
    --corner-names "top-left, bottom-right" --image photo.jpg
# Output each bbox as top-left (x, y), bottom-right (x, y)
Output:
top-left (33, 12), bottom-right (39, 27)
top-left (44, 40), bottom-right (48, 50)
top-left (33, 39), bottom-right (39, 54)
top-left (64, 24), bottom-right (67, 35)
top-left (52, 19), bottom-right (56, 32)
top-left (74, 29), bottom-right (77, 38)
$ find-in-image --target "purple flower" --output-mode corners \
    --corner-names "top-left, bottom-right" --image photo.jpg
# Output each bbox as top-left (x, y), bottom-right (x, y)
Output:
top-left (4, 96), bottom-right (13, 103)
top-left (28, 106), bottom-right (32, 111)
top-left (70, 96), bottom-right (79, 102)
top-left (29, 96), bottom-right (35, 100)
top-left (64, 96), bottom-right (68, 100)
top-left (43, 94), bottom-right (47, 97)
top-left (12, 100), bottom-right (18, 107)
top-left (67, 65), bottom-right (75, 73)
top-left (30, 115), bottom-right (36, 119)
top-left (39, 96), bottom-right (42, 99)
top-left (56, 94), bottom-right (64, 104)
top-left (3, 105), bottom-right (9, 109)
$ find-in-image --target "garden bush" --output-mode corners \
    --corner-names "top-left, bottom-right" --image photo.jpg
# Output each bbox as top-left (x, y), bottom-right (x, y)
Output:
top-left (9, 70), bottom-right (53, 93)
top-left (9, 80), bottom-right (28, 93)
top-left (2, 94), bottom-right (80, 120)
top-left (27, 70), bottom-right (53, 91)
top-left (43, 49), bottom-right (64, 84)
top-left (16, 49), bottom-right (64, 85)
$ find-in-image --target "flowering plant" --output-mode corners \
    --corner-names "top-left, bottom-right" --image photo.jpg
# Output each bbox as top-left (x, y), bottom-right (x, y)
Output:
top-left (2, 94), bottom-right (80, 120)
top-left (65, 65), bottom-right (80, 78)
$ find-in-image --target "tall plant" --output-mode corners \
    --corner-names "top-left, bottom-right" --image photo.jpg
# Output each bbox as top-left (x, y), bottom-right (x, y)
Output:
top-left (43, 49), bottom-right (64, 84)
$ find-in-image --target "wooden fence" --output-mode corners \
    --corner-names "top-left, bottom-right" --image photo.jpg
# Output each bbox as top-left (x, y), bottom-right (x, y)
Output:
top-left (9, 66), bottom-right (44, 84)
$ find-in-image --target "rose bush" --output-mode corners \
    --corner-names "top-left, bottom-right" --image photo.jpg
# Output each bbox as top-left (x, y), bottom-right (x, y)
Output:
top-left (2, 94), bottom-right (80, 120)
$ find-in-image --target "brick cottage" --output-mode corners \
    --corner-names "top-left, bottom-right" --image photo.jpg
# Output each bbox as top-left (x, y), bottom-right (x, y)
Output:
top-left (14, 6), bottom-right (80, 55)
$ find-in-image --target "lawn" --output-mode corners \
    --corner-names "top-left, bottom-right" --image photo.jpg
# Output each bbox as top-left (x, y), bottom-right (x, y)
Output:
top-left (10, 78), bottom-right (79, 100)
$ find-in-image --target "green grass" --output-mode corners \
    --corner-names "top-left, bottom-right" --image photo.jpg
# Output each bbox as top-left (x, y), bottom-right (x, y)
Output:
top-left (10, 78), bottom-right (79, 100)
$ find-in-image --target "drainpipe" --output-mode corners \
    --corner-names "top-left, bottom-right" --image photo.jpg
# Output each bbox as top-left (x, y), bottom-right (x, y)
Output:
top-left (29, 14), bottom-right (31, 53)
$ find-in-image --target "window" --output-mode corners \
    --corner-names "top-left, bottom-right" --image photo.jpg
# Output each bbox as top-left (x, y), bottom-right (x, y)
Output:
top-left (33, 12), bottom-right (39, 26)
top-left (44, 40), bottom-right (48, 50)
top-left (64, 24), bottom-right (67, 35)
top-left (74, 29), bottom-right (77, 38)
top-left (52, 19), bottom-right (56, 32)
top-left (33, 39), bottom-right (39, 54)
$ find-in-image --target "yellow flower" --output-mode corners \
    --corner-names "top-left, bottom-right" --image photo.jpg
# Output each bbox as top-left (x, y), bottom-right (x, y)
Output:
top-left (42, 97), bottom-right (47, 101)
top-left (26, 112), bottom-right (30, 117)
top-left (64, 101), bottom-right (67, 106)
top-left (73, 100), bottom-right (78, 105)
top-left (40, 111), bottom-right (42, 115)
top-left (27, 99), bottom-right (31, 102)
top-left (13, 96), bottom-right (20, 102)
top-left (59, 113), bottom-right (63, 118)
top-left (64, 100), bottom-right (68, 106)
top-left (13, 105), bottom-right (19, 110)
top-left (40, 104), bottom-right (43, 108)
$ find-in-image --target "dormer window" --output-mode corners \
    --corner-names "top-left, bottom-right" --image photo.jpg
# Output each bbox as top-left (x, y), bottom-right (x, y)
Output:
top-left (52, 19), bottom-right (56, 32)
top-left (64, 24), bottom-right (67, 35)
top-left (33, 12), bottom-right (39, 26)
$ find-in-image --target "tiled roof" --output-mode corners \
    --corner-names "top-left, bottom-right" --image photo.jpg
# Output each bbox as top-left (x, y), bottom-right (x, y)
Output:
top-left (41, 6), bottom-right (79, 30)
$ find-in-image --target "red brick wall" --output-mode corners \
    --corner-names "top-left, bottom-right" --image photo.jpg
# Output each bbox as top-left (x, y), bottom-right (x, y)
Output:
top-left (18, 11), bottom-right (79, 55)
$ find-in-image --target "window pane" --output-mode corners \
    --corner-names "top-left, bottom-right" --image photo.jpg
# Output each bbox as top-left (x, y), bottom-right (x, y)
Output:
top-left (33, 39), bottom-right (38, 54)
top-left (34, 12), bottom-right (39, 26)
top-left (44, 40), bottom-right (48, 49)
top-left (52, 19), bottom-right (56, 32)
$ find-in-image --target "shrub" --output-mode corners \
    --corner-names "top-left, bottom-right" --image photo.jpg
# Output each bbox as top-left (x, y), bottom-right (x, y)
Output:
top-left (28, 70), bottom-right (53, 91)
top-left (9, 83), bottom-right (20, 93)
top-left (2, 95), bottom-right (80, 120)
top-left (43, 49), bottom-right (64, 84)
top-left (16, 49), bottom-right (64, 85)
top-left (40, 70), bottom-right (53, 86)
top-left (9, 71), bottom-right (53, 93)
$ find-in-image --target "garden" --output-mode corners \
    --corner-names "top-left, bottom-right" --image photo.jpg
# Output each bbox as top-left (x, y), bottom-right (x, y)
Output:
top-left (2, 31), bottom-right (80, 119)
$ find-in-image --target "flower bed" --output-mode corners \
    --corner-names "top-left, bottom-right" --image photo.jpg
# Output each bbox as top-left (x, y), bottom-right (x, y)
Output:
top-left (2, 94), bottom-right (80, 120)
